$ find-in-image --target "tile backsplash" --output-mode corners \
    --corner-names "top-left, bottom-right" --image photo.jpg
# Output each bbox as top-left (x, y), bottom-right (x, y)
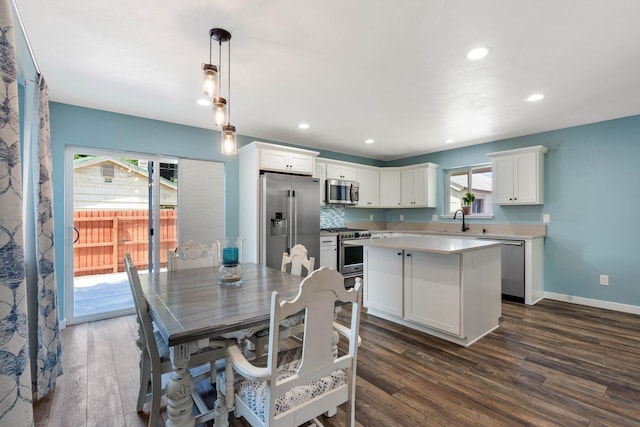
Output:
top-left (320, 205), bottom-right (346, 229)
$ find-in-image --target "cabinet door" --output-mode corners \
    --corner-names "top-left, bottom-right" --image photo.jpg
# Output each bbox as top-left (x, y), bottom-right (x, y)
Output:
top-left (404, 251), bottom-right (461, 335)
top-left (400, 169), bottom-right (415, 206)
top-left (314, 161), bottom-right (327, 205)
top-left (326, 163), bottom-right (357, 180)
top-left (356, 168), bottom-right (380, 207)
top-left (379, 170), bottom-right (401, 207)
top-left (260, 150), bottom-right (289, 172)
top-left (319, 237), bottom-right (337, 269)
top-left (288, 152), bottom-right (314, 175)
top-left (492, 156), bottom-right (515, 204)
top-left (412, 167), bottom-right (428, 206)
top-left (364, 247), bottom-right (403, 316)
top-left (513, 152), bottom-right (537, 203)
top-left (341, 165), bottom-right (357, 181)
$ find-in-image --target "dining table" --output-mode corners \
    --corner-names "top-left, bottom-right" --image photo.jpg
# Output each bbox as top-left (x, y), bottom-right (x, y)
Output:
top-left (139, 262), bottom-right (305, 427)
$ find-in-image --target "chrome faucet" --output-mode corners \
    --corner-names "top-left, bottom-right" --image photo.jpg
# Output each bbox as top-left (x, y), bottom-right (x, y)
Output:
top-left (453, 209), bottom-right (469, 232)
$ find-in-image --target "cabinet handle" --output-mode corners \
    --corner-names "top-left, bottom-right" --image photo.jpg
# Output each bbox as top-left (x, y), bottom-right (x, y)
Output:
top-left (406, 253), bottom-right (412, 257)
top-left (397, 252), bottom-right (402, 256)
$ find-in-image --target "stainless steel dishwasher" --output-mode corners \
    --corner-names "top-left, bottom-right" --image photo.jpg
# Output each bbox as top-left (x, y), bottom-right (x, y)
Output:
top-left (480, 238), bottom-right (525, 302)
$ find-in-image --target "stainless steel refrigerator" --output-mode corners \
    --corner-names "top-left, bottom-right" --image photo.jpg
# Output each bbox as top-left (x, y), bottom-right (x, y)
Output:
top-left (259, 172), bottom-right (320, 272)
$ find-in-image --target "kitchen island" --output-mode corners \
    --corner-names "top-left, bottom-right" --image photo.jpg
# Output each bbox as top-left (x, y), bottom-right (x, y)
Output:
top-left (358, 236), bottom-right (504, 346)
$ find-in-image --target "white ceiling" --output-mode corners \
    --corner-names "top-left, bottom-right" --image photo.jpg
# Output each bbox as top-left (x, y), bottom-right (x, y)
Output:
top-left (16, 0), bottom-right (640, 161)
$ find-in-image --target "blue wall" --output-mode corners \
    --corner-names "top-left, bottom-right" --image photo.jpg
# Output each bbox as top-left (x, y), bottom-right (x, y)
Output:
top-left (49, 103), bottom-right (640, 317)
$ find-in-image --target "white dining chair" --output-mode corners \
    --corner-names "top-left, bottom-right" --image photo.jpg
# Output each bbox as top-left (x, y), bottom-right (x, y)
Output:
top-left (249, 244), bottom-right (315, 356)
top-left (124, 254), bottom-right (226, 426)
top-left (280, 243), bottom-right (315, 277)
top-left (225, 267), bottom-right (362, 427)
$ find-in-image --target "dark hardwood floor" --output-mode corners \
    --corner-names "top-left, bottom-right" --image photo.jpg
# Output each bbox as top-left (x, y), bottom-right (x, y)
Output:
top-left (34, 299), bottom-right (640, 426)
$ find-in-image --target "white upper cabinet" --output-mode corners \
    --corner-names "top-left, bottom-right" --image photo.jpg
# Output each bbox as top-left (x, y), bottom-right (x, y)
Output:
top-left (400, 164), bottom-right (438, 208)
top-left (326, 162), bottom-right (357, 181)
top-left (379, 169), bottom-right (401, 207)
top-left (356, 167), bottom-right (380, 207)
top-left (488, 145), bottom-right (548, 205)
top-left (260, 148), bottom-right (314, 175)
top-left (315, 158), bottom-right (439, 209)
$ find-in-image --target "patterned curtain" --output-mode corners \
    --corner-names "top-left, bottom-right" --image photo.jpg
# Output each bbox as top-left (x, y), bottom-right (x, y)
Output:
top-left (33, 76), bottom-right (62, 399)
top-left (0, 0), bottom-right (34, 424)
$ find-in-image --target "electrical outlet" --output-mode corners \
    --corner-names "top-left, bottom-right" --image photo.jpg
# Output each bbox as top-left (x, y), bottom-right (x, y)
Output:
top-left (400, 214), bottom-right (405, 221)
top-left (432, 215), bottom-right (439, 222)
top-left (369, 214), bottom-right (374, 221)
top-left (543, 213), bottom-right (550, 223)
top-left (599, 275), bottom-right (609, 286)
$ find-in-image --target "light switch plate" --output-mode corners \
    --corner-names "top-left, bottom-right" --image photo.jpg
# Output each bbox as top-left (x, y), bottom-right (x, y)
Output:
top-left (543, 213), bottom-right (550, 223)
top-left (400, 214), bottom-right (405, 221)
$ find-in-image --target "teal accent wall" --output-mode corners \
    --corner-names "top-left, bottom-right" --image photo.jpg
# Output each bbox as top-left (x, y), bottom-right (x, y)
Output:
top-left (49, 102), bottom-right (640, 317)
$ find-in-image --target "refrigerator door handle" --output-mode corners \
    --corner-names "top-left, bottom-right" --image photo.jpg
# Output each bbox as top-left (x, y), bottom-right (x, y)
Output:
top-left (287, 189), bottom-right (294, 251)
top-left (292, 189), bottom-right (297, 248)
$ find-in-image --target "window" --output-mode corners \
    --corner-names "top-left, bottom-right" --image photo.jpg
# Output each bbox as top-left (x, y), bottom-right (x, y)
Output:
top-left (446, 164), bottom-right (493, 216)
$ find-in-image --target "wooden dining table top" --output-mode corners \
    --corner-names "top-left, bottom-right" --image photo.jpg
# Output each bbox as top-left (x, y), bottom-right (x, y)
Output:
top-left (139, 263), bottom-right (305, 347)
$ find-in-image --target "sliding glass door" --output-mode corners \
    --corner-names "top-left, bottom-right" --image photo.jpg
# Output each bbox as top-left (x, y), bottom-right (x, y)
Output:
top-left (65, 147), bottom-right (178, 324)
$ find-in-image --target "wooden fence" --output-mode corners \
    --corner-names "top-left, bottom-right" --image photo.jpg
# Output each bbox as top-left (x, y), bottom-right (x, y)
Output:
top-left (73, 210), bottom-right (177, 276)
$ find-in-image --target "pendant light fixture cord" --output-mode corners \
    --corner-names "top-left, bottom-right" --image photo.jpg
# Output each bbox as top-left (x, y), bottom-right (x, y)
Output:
top-left (218, 38), bottom-right (222, 103)
top-left (227, 39), bottom-right (231, 124)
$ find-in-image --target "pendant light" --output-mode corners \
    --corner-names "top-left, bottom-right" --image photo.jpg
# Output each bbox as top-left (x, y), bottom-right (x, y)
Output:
top-left (204, 28), bottom-right (237, 155)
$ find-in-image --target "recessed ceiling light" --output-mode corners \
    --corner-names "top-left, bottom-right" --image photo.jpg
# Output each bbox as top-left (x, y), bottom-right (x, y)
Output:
top-left (365, 139), bottom-right (375, 144)
top-left (298, 123), bottom-right (310, 129)
top-left (466, 46), bottom-right (490, 60)
top-left (526, 93), bottom-right (545, 102)
top-left (197, 98), bottom-right (212, 106)
top-left (445, 139), bottom-right (455, 144)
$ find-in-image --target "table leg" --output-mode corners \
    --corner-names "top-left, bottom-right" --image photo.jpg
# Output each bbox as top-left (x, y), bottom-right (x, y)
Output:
top-left (225, 355), bottom-right (235, 415)
top-left (166, 344), bottom-right (195, 427)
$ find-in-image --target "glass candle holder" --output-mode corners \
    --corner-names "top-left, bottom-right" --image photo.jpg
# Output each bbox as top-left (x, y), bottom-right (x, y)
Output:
top-left (217, 237), bottom-right (244, 285)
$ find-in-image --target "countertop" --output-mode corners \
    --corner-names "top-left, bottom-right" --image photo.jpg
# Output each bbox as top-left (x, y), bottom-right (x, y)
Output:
top-left (347, 236), bottom-right (505, 255)
top-left (369, 229), bottom-right (545, 239)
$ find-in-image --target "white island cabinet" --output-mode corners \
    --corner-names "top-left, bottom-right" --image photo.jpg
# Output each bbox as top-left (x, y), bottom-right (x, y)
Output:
top-left (361, 236), bottom-right (502, 347)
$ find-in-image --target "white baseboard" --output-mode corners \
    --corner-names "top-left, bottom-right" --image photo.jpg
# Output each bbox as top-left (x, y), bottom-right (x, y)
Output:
top-left (544, 292), bottom-right (640, 315)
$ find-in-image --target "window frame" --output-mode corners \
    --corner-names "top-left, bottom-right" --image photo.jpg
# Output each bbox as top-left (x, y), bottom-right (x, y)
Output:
top-left (444, 163), bottom-right (493, 218)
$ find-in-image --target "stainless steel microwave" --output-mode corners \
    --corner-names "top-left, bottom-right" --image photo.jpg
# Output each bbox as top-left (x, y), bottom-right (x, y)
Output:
top-left (326, 179), bottom-right (359, 205)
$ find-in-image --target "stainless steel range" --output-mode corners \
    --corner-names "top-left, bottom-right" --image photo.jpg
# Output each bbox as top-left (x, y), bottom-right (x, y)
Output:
top-left (321, 228), bottom-right (371, 277)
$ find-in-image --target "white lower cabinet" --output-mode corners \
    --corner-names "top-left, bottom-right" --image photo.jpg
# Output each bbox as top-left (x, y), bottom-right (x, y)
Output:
top-left (404, 251), bottom-right (461, 335)
top-left (319, 235), bottom-right (337, 269)
top-left (363, 247), bottom-right (403, 317)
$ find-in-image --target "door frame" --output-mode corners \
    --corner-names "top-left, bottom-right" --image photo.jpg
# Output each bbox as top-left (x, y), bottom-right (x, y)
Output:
top-left (64, 146), bottom-right (175, 324)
